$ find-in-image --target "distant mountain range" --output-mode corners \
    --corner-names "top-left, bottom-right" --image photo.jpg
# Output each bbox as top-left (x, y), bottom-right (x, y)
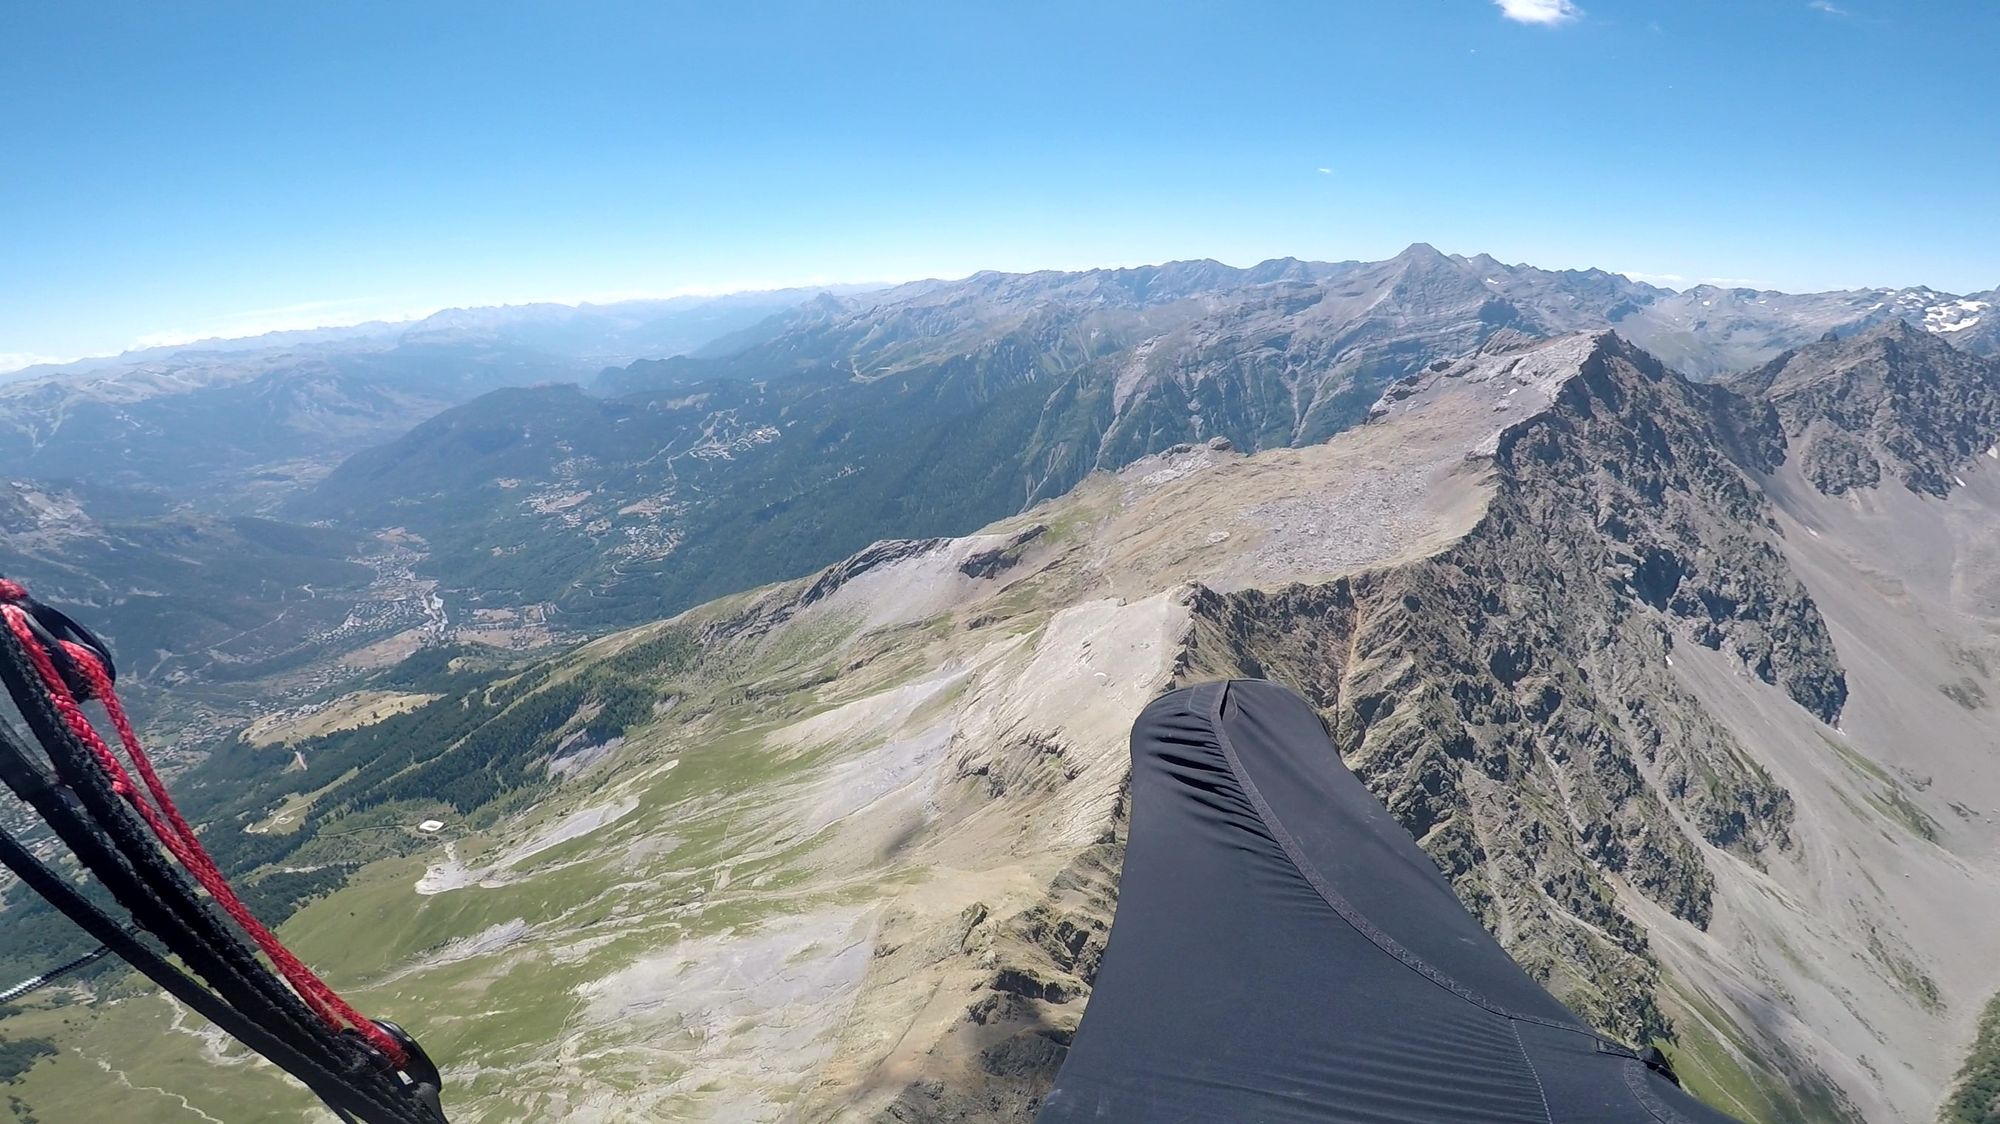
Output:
top-left (0, 289), bottom-right (872, 725)
top-left (6, 248), bottom-right (1994, 712)
top-left (294, 245), bottom-right (2000, 634)
top-left (7, 251), bottom-right (1993, 519)
top-left (0, 288), bottom-right (872, 507)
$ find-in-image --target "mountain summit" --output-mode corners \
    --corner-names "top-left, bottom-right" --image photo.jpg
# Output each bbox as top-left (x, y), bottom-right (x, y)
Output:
top-left (1727, 318), bottom-right (2000, 496)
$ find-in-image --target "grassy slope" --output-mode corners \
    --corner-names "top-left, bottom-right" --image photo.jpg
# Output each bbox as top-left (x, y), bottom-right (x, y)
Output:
top-left (1660, 978), bottom-right (1856, 1124)
top-left (1942, 993), bottom-right (2000, 1124)
top-left (1, 599), bottom-right (916, 1120)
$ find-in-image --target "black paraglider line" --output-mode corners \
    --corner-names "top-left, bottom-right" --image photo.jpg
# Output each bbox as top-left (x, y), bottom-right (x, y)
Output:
top-left (0, 584), bottom-right (444, 1124)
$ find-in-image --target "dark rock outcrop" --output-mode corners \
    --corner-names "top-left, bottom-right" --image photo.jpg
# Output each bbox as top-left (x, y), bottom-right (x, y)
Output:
top-left (1725, 319), bottom-right (2000, 497)
top-left (1181, 334), bottom-right (1841, 1045)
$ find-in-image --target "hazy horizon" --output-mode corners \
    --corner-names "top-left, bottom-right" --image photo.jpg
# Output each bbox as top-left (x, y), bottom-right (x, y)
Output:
top-left (7, 0), bottom-right (1997, 368)
top-left (9, 242), bottom-right (1995, 378)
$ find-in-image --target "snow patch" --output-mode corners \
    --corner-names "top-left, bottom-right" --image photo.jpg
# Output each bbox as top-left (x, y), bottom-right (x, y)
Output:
top-left (1922, 297), bottom-right (1986, 334)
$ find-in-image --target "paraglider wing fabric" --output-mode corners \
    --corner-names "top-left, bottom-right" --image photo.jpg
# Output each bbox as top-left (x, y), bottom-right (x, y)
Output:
top-left (1037, 679), bottom-right (1740, 1124)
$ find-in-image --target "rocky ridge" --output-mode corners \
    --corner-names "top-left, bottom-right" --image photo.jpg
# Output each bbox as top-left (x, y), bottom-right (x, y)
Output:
top-left (1727, 319), bottom-right (2000, 498)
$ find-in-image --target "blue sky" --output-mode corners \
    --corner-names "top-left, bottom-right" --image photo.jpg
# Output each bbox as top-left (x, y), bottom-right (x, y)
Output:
top-left (4, 0), bottom-right (1996, 367)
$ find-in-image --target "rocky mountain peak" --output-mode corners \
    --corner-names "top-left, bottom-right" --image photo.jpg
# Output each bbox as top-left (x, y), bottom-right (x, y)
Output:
top-left (1368, 328), bottom-right (1634, 427)
top-left (1392, 240), bottom-right (1452, 264)
top-left (1726, 319), bottom-right (2000, 497)
top-left (1382, 241), bottom-right (1471, 281)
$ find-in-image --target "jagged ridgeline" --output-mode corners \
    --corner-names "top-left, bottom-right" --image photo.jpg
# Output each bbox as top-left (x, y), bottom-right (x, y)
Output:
top-left (9, 325), bottom-right (1998, 1123)
top-left (288, 249), bottom-right (2000, 639)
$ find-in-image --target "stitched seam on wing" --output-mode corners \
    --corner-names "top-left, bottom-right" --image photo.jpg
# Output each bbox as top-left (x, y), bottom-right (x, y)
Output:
top-left (1623, 1056), bottom-right (1695, 1124)
top-left (1205, 679), bottom-right (1595, 1038)
top-left (1511, 1019), bottom-right (1557, 1124)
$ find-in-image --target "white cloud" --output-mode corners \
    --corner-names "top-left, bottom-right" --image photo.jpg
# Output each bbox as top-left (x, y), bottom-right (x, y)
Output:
top-left (1808, 0), bottom-right (1848, 15)
top-left (1495, 0), bottom-right (1581, 25)
top-left (1316, 167), bottom-right (1333, 175)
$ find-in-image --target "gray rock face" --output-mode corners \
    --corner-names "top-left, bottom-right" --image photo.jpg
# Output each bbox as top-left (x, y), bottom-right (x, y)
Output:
top-left (1725, 319), bottom-right (2000, 497)
top-left (1181, 334), bottom-right (1837, 1046)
